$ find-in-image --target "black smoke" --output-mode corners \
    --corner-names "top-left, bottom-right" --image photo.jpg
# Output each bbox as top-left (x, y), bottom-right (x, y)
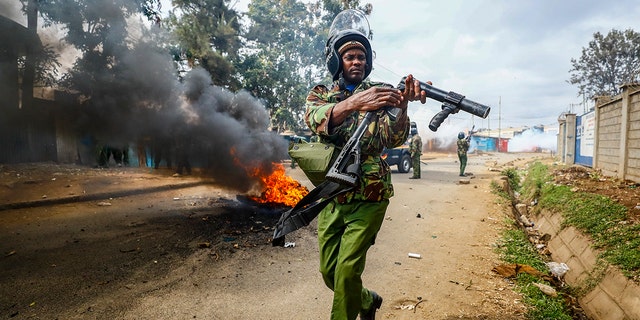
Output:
top-left (72, 40), bottom-right (289, 193)
top-left (1, 2), bottom-right (289, 193)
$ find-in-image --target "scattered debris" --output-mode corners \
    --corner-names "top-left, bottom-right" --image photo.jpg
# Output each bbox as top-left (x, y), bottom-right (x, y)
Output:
top-left (284, 242), bottom-right (296, 248)
top-left (408, 253), bottom-right (421, 259)
top-left (546, 262), bottom-right (570, 280)
top-left (97, 202), bottom-right (112, 206)
top-left (532, 282), bottom-right (558, 297)
top-left (492, 263), bottom-right (553, 282)
top-left (397, 304), bottom-right (415, 311)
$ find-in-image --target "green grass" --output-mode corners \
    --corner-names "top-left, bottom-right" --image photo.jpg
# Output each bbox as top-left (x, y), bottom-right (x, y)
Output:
top-left (501, 167), bottom-right (522, 193)
top-left (496, 227), bottom-right (573, 320)
top-left (492, 160), bottom-right (640, 318)
top-left (523, 162), bottom-right (640, 281)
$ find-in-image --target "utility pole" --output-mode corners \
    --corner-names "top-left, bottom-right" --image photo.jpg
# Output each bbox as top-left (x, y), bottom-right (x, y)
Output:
top-left (498, 96), bottom-right (502, 141)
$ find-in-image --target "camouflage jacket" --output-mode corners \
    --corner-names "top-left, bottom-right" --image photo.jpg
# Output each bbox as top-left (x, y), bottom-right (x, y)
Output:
top-left (457, 138), bottom-right (469, 156)
top-left (409, 134), bottom-right (422, 157)
top-left (305, 79), bottom-right (410, 203)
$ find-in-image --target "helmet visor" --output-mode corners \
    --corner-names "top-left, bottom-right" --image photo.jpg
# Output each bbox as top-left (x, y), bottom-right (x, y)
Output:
top-left (328, 9), bottom-right (371, 40)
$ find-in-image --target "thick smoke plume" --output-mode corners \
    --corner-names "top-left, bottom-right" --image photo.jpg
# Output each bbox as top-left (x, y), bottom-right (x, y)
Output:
top-left (72, 41), bottom-right (289, 193)
top-left (2, 2), bottom-right (288, 193)
top-left (508, 129), bottom-right (557, 153)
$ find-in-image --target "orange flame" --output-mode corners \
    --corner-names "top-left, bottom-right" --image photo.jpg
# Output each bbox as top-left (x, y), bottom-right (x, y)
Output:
top-left (249, 163), bottom-right (309, 207)
top-left (230, 147), bottom-right (308, 207)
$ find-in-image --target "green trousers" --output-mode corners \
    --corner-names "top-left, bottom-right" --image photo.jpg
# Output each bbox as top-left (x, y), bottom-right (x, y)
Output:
top-left (411, 155), bottom-right (421, 178)
top-left (318, 199), bottom-right (388, 320)
top-left (458, 154), bottom-right (467, 176)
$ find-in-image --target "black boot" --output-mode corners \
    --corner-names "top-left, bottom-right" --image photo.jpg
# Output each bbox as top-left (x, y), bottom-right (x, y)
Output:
top-left (360, 291), bottom-right (383, 320)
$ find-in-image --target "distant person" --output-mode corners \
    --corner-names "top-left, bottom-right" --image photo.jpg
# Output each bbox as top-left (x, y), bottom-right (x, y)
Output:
top-left (174, 132), bottom-right (192, 176)
top-left (96, 142), bottom-right (129, 168)
top-left (408, 126), bottom-right (422, 179)
top-left (457, 132), bottom-right (470, 176)
top-left (152, 137), bottom-right (172, 170)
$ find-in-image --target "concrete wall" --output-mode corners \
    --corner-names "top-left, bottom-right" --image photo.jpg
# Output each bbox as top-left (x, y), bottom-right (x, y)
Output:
top-left (558, 114), bottom-right (576, 164)
top-left (560, 84), bottom-right (640, 183)
top-left (594, 97), bottom-right (623, 177)
top-left (627, 91), bottom-right (640, 181)
top-left (535, 210), bottom-right (640, 320)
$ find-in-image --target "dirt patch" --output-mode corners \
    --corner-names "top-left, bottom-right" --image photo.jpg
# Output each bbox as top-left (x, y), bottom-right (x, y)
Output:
top-left (551, 165), bottom-right (640, 223)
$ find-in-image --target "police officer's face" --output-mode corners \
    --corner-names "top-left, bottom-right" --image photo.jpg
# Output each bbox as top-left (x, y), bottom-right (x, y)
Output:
top-left (341, 48), bottom-right (367, 84)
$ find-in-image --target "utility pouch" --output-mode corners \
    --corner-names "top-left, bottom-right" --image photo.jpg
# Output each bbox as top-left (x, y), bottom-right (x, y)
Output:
top-left (288, 142), bottom-right (338, 187)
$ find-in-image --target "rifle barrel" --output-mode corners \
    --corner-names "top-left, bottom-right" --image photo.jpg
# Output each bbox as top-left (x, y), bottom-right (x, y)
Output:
top-left (397, 77), bottom-right (491, 131)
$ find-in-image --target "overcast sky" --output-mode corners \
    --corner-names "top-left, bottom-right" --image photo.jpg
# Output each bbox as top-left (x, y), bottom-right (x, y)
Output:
top-left (227, 0), bottom-right (640, 134)
top-left (7, 0), bottom-right (640, 133)
top-left (359, 0), bottom-right (640, 131)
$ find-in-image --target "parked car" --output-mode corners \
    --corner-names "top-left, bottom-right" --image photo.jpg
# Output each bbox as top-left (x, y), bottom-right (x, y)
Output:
top-left (381, 144), bottom-right (412, 173)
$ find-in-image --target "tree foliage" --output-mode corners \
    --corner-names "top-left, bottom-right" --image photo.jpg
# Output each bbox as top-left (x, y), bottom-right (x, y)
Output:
top-left (238, 0), bottom-right (369, 132)
top-left (237, 0), bottom-right (324, 132)
top-left (27, 0), bottom-right (163, 92)
top-left (165, 0), bottom-right (242, 89)
top-left (569, 29), bottom-right (640, 99)
top-left (21, 0), bottom-right (377, 132)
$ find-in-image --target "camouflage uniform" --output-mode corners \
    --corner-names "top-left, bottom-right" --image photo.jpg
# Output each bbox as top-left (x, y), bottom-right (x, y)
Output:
top-left (457, 138), bottom-right (470, 176)
top-left (305, 79), bottom-right (410, 319)
top-left (409, 134), bottom-right (422, 178)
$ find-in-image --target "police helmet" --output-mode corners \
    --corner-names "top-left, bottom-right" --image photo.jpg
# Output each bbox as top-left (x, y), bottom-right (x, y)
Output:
top-left (411, 127), bottom-right (418, 136)
top-left (458, 132), bottom-right (465, 139)
top-left (325, 9), bottom-right (373, 81)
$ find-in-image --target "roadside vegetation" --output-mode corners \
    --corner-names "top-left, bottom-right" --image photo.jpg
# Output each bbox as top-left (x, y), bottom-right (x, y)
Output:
top-left (491, 166), bottom-right (574, 320)
top-left (497, 226), bottom-right (573, 320)
top-left (492, 161), bottom-right (640, 318)
top-left (521, 162), bottom-right (640, 281)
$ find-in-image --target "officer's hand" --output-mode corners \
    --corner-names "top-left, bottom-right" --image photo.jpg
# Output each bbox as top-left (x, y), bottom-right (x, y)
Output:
top-left (401, 74), bottom-right (428, 106)
top-left (349, 86), bottom-right (404, 111)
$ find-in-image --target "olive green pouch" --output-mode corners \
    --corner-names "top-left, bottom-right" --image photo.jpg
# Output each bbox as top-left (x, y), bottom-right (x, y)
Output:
top-left (288, 142), bottom-right (337, 187)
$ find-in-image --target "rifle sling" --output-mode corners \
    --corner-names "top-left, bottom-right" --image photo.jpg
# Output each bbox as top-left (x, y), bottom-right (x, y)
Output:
top-left (272, 180), bottom-right (351, 245)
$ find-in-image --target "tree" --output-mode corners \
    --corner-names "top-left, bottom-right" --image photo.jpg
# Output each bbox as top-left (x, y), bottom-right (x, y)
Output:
top-left (239, 0), bottom-right (369, 132)
top-left (165, 0), bottom-right (242, 89)
top-left (240, 0), bottom-right (324, 132)
top-left (569, 29), bottom-right (640, 99)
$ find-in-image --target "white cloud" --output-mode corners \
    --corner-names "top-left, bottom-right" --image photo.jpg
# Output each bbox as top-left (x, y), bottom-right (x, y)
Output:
top-left (362, 0), bottom-right (640, 130)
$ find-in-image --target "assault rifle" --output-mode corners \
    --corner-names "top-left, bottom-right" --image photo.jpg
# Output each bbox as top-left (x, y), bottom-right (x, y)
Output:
top-left (272, 112), bottom-right (375, 243)
top-left (397, 77), bottom-right (491, 131)
top-left (466, 125), bottom-right (477, 142)
top-left (325, 112), bottom-right (375, 186)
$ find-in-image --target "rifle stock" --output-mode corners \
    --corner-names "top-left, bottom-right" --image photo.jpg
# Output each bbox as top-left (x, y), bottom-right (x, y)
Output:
top-left (325, 112), bottom-right (375, 186)
top-left (397, 77), bottom-right (491, 131)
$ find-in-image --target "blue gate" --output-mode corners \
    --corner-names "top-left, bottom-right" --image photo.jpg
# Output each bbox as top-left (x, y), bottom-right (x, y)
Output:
top-left (575, 111), bottom-right (594, 167)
